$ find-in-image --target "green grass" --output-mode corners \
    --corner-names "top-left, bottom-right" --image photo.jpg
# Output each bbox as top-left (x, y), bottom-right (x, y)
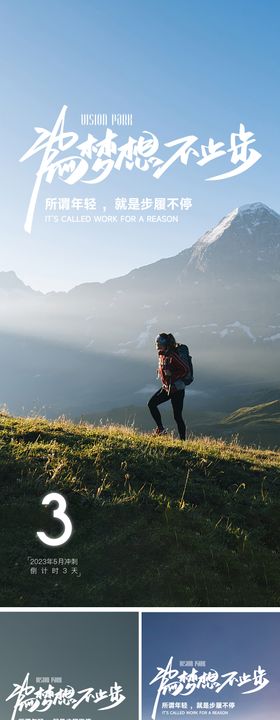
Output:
top-left (0, 413), bottom-right (280, 607)
top-left (223, 399), bottom-right (280, 425)
top-left (221, 400), bottom-right (280, 447)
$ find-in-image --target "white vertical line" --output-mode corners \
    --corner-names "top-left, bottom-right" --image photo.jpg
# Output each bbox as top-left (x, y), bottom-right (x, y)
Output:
top-left (139, 610), bottom-right (142, 720)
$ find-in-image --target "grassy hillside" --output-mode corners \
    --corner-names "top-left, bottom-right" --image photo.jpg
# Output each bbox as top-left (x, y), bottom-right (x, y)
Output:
top-left (80, 397), bottom-right (280, 449)
top-left (0, 413), bottom-right (280, 607)
top-left (221, 399), bottom-right (280, 447)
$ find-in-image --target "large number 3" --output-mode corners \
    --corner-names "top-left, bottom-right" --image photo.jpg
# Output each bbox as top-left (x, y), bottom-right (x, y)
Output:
top-left (37, 492), bottom-right (73, 547)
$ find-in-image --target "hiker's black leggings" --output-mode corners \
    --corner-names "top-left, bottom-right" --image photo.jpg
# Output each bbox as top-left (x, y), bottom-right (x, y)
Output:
top-left (148, 387), bottom-right (186, 440)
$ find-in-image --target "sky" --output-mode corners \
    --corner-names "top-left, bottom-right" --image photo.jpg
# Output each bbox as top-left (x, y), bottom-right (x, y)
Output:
top-left (142, 612), bottom-right (280, 720)
top-left (1, 0), bottom-right (280, 291)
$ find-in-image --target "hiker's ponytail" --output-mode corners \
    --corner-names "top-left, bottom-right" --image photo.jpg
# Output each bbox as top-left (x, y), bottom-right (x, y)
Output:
top-left (167, 333), bottom-right (177, 349)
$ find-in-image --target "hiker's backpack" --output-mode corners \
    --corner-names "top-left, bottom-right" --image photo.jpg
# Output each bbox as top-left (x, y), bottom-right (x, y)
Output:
top-left (176, 343), bottom-right (194, 385)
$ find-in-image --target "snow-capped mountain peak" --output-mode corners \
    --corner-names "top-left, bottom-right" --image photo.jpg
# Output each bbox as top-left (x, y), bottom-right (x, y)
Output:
top-left (187, 201), bottom-right (280, 275)
top-left (198, 208), bottom-right (239, 248)
top-left (197, 203), bottom-right (279, 250)
top-left (238, 202), bottom-right (280, 218)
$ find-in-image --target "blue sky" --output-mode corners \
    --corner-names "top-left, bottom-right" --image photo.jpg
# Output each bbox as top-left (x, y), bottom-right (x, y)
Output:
top-left (1, 0), bottom-right (280, 291)
top-left (142, 613), bottom-right (280, 720)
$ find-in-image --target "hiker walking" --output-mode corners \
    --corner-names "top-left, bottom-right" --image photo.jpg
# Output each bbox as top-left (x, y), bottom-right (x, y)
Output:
top-left (148, 333), bottom-right (193, 440)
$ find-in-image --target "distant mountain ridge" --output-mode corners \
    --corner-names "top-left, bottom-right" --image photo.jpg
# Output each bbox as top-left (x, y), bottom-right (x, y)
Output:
top-left (2, 201), bottom-right (280, 295)
top-left (0, 270), bottom-right (37, 293)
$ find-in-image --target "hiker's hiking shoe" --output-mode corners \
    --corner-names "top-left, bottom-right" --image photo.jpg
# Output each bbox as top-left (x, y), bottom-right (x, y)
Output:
top-left (153, 427), bottom-right (167, 436)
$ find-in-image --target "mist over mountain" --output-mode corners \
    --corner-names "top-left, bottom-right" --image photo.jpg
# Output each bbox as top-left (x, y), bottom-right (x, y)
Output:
top-left (1, 202), bottom-right (279, 431)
